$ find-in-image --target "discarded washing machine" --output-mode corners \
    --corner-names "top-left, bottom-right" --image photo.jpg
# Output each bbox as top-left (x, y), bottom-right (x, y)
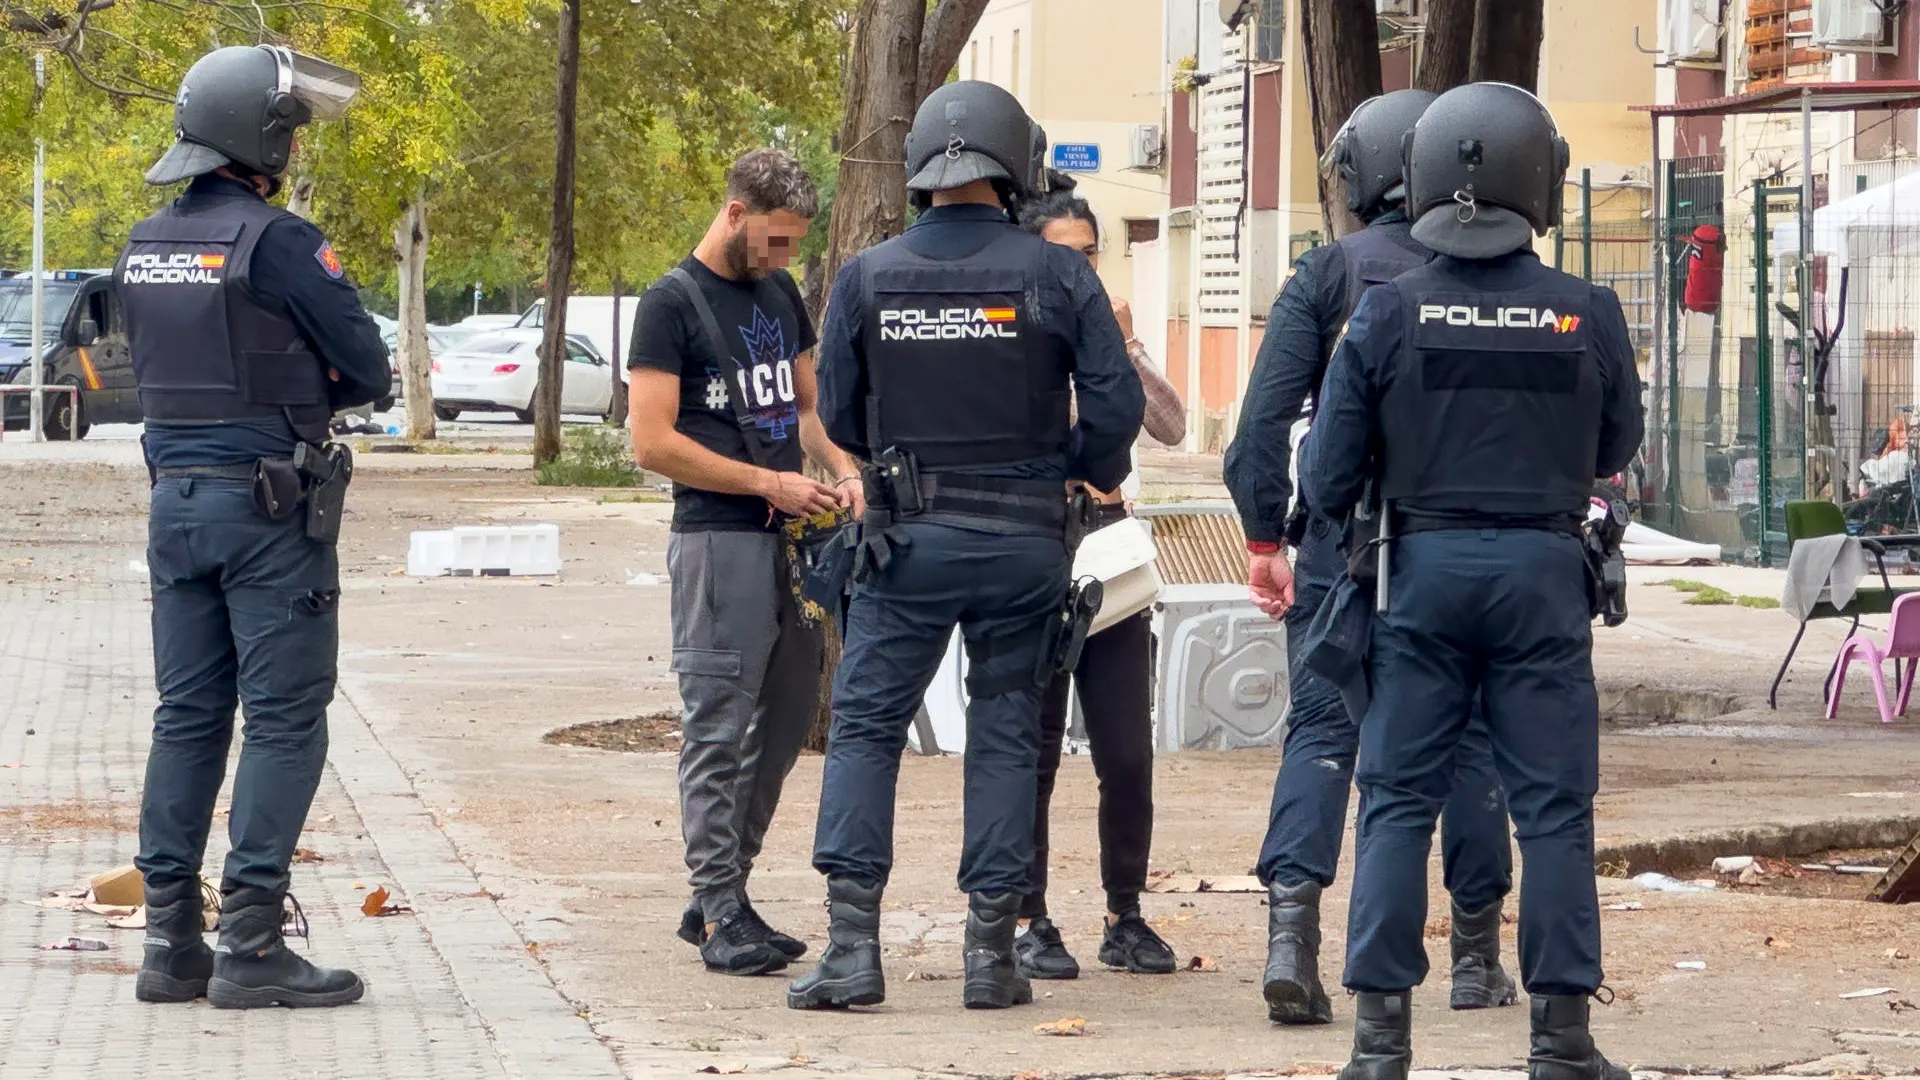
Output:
top-left (911, 502), bottom-right (1289, 755)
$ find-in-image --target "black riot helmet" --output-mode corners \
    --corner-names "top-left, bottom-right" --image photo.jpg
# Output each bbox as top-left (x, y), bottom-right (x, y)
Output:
top-left (904, 80), bottom-right (1050, 210)
top-left (146, 45), bottom-right (361, 186)
top-left (1403, 82), bottom-right (1570, 259)
top-left (1321, 89), bottom-right (1436, 221)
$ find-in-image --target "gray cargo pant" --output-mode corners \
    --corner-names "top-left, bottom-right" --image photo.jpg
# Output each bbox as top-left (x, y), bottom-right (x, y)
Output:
top-left (669, 528), bottom-right (824, 923)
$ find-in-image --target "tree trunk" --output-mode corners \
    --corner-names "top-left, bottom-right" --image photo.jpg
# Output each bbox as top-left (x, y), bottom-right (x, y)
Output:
top-left (804, 0), bottom-right (992, 752)
top-left (816, 0), bottom-right (926, 315)
top-left (394, 195), bottom-right (435, 441)
top-left (535, 0), bottom-right (582, 466)
top-left (917, 0), bottom-right (993, 101)
top-left (1470, 0), bottom-right (1544, 92)
top-left (285, 173), bottom-right (315, 219)
top-left (608, 270), bottom-right (628, 427)
top-left (1301, 0), bottom-right (1383, 239)
top-left (1416, 0), bottom-right (1475, 93)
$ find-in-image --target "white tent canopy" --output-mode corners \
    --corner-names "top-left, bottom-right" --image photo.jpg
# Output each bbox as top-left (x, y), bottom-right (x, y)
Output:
top-left (1772, 170), bottom-right (1920, 266)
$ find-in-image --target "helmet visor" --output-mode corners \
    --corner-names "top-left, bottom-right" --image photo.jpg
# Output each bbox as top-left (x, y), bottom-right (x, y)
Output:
top-left (265, 46), bottom-right (360, 120)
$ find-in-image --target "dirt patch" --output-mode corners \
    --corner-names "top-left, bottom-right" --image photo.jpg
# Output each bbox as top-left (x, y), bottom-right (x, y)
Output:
top-left (1671, 848), bottom-right (1902, 902)
top-left (1600, 684), bottom-right (1742, 727)
top-left (0, 802), bottom-right (134, 837)
top-left (544, 713), bottom-right (683, 753)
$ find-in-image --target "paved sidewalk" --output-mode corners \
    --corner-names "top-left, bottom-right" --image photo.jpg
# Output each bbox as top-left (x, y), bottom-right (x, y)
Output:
top-left (0, 580), bottom-right (621, 1079)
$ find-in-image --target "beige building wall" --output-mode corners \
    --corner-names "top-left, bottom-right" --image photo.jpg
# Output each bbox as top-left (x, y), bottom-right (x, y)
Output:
top-left (965, 0), bottom-right (1170, 304)
top-left (1541, 0), bottom-right (1661, 227)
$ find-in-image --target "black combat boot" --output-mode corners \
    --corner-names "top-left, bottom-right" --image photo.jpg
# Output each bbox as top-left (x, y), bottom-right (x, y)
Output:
top-left (1263, 880), bottom-right (1334, 1024)
top-left (961, 891), bottom-right (1033, 1010)
top-left (1449, 899), bottom-right (1519, 1009)
top-left (786, 878), bottom-right (885, 1010)
top-left (1529, 995), bottom-right (1630, 1080)
top-left (1337, 992), bottom-right (1413, 1080)
top-left (207, 888), bottom-right (365, 1009)
top-left (134, 879), bottom-right (213, 1003)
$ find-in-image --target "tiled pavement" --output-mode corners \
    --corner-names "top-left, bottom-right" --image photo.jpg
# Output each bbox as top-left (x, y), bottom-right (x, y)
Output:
top-left (0, 582), bottom-right (623, 1079)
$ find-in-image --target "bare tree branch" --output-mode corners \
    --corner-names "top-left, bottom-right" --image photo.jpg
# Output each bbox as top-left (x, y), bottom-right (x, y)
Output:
top-left (58, 48), bottom-right (177, 101)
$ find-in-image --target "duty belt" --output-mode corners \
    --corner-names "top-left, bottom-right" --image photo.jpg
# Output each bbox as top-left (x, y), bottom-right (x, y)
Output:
top-left (1396, 510), bottom-right (1585, 538)
top-left (915, 473), bottom-right (1070, 531)
top-left (152, 464), bottom-right (269, 481)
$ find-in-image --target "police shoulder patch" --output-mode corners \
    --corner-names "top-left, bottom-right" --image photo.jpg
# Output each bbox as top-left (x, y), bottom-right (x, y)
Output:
top-left (315, 241), bottom-right (344, 279)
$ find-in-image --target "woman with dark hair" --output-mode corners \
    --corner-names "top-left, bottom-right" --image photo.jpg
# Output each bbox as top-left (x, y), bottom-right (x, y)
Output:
top-left (1011, 185), bottom-right (1189, 978)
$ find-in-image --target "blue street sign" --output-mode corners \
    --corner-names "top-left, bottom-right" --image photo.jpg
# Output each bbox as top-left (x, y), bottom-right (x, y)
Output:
top-left (1051, 143), bottom-right (1101, 173)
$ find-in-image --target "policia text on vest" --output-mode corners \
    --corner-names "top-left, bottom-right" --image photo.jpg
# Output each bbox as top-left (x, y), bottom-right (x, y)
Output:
top-left (877, 305), bottom-right (1021, 341)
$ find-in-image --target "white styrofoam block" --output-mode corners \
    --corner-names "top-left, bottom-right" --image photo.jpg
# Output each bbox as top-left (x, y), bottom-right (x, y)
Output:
top-left (1073, 517), bottom-right (1165, 635)
top-left (1154, 584), bottom-right (1289, 752)
top-left (407, 523), bottom-right (562, 577)
top-left (406, 530), bottom-right (455, 577)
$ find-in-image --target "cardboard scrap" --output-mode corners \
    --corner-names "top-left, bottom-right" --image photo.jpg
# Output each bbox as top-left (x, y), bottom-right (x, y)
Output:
top-left (89, 866), bottom-right (143, 907)
top-left (106, 907), bottom-right (147, 930)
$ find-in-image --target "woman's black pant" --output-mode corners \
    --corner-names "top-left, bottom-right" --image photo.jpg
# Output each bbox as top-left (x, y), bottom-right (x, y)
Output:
top-left (1021, 603), bottom-right (1155, 920)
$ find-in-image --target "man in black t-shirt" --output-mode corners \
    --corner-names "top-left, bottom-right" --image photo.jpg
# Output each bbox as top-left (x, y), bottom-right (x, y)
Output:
top-left (628, 150), bottom-right (864, 978)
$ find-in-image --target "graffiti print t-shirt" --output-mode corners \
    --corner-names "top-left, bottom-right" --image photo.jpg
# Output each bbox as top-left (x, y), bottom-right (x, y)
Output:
top-left (630, 256), bottom-right (815, 532)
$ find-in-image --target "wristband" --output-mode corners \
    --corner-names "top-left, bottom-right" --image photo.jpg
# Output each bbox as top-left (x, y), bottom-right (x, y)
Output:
top-left (1247, 540), bottom-right (1281, 555)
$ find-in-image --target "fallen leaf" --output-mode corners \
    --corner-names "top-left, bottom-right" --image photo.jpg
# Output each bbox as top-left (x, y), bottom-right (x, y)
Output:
top-left (694, 1066), bottom-right (746, 1076)
top-left (1842, 987), bottom-right (1896, 999)
top-left (1187, 955), bottom-right (1218, 972)
top-left (291, 848), bottom-right (323, 864)
top-left (1015, 1072), bottom-right (1046, 1080)
top-left (350, 881), bottom-right (365, 890)
top-left (1034, 1017), bottom-right (1087, 1037)
top-left (1765, 936), bottom-right (1794, 951)
top-left (1887, 949), bottom-right (1910, 960)
top-left (789, 1055), bottom-right (811, 1067)
top-left (1891, 999), bottom-right (1919, 1013)
top-left (361, 886), bottom-right (391, 916)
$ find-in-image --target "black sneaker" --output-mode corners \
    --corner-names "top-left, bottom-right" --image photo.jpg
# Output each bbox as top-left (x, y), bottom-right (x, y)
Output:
top-left (1013, 917), bottom-right (1081, 980)
top-left (740, 902), bottom-right (807, 961)
top-left (1098, 911), bottom-right (1177, 974)
top-left (678, 901), bottom-right (806, 961)
top-left (699, 909), bottom-right (788, 976)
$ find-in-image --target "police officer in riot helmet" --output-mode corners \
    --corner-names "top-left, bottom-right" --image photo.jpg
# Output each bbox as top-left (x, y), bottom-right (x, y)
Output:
top-left (119, 44), bottom-right (388, 1009)
top-left (1225, 89), bottom-right (1519, 1027)
top-left (1300, 82), bottom-right (1642, 1079)
top-left (792, 80), bottom-right (1144, 1012)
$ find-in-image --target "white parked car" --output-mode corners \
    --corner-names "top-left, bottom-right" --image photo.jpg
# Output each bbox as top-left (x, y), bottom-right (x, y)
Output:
top-left (429, 328), bottom-right (614, 423)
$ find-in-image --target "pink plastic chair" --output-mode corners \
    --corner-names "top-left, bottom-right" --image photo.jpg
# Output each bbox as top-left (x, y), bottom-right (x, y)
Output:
top-left (1827, 593), bottom-right (1920, 723)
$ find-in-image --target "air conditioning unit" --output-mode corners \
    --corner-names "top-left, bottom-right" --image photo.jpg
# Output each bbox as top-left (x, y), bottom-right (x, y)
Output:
top-left (1130, 124), bottom-right (1164, 170)
top-left (1811, 0), bottom-right (1892, 52)
top-left (1667, 0), bottom-right (1724, 62)
top-left (1376, 0), bottom-right (1415, 15)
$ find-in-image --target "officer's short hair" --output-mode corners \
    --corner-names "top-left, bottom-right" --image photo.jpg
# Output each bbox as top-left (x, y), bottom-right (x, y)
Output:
top-left (726, 150), bottom-right (820, 219)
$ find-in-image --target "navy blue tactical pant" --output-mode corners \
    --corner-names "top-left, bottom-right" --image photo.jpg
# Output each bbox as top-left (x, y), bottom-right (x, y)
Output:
top-left (1343, 529), bottom-right (1603, 997)
top-left (136, 477), bottom-right (339, 897)
top-left (1257, 516), bottom-right (1513, 910)
top-left (812, 522), bottom-right (1069, 895)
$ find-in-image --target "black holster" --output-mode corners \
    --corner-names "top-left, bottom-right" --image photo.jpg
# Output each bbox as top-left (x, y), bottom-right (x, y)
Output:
top-left (1035, 576), bottom-right (1105, 685)
top-left (251, 457), bottom-right (303, 522)
top-left (1065, 490), bottom-right (1100, 554)
top-left (1583, 499), bottom-right (1630, 627)
top-left (294, 441), bottom-right (353, 545)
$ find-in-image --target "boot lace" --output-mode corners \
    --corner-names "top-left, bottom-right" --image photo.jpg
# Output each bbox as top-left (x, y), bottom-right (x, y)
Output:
top-left (281, 893), bottom-right (311, 944)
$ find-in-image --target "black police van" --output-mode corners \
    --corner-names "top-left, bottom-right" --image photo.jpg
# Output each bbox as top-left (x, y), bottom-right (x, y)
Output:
top-left (1, 269), bottom-right (138, 440)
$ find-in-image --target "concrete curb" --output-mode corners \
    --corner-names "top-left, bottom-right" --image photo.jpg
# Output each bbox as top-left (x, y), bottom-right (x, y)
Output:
top-left (331, 679), bottom-right (626, 1079)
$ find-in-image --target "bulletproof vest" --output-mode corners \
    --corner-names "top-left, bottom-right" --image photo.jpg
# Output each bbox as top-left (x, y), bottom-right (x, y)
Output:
top-left (115, 192), bottom-right (330, 443)
top-left (858, 223), bottom-right (1072, 471)
top-left (1306, 223), bottom-right (1433, 424)
top-left (1378, 259), bottom-right (1603, 520)
top-left (1336, 222), bottom-right (1431, 327)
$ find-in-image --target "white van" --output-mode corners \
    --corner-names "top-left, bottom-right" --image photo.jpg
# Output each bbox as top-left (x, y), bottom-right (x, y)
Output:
top-left (515, 296), bottom-right (640, 379)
